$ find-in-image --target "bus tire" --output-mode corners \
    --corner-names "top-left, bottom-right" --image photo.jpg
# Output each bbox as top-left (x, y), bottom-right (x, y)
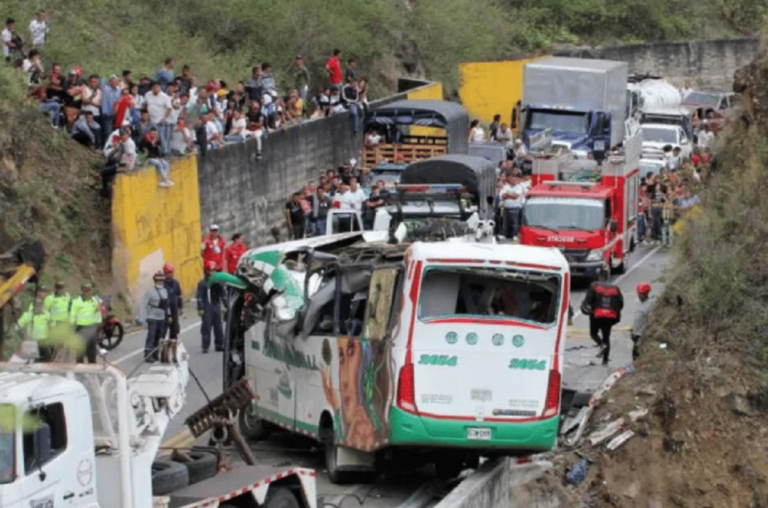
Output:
top-left (324, 428), bottom-right (356, 485)
top-left (263, 487), bottom-right (301, 508)
top-left (435, 458), bottom-right (463, 480)
top-left (239, 403), bottom-right (271, 441)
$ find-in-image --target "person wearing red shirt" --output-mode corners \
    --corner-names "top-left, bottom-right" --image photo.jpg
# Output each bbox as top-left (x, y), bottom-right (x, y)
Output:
top-left (113, 87), bottom-right (133, 130)
top-left (225, 233), bottom-right (248, 274)
top-left (325, 49), bottom-right (342, 90)
top-left (201, 225), bottom-right (226, 270)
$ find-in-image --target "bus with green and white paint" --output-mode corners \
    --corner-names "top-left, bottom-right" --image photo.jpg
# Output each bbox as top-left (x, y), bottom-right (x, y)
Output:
top-left (212, 232), bottom-right (570, 483)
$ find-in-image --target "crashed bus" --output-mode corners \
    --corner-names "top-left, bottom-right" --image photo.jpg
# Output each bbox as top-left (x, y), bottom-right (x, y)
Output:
top-left (212, 233), bottom-right (570, 484)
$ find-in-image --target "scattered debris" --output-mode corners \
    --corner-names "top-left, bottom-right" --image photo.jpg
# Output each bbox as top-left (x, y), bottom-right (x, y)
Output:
top-left (565, 458), bottom-right (589, 486)
top-left (636, 385), bottom-right (657, 397)
top-left (721, 392), bottom-right (755, 417)
top-left (606, 430), bottom-right (635, 451)
top-left (628, 407), bottom-right (649, 422)
top-left (659, 343), bottom-right (668, 349)
top-left (588, 418), bottom-right (625, 446)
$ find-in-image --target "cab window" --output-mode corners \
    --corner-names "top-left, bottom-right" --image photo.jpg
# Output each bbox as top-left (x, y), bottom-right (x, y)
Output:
top-left (22, 403), bottom-right (67, 474)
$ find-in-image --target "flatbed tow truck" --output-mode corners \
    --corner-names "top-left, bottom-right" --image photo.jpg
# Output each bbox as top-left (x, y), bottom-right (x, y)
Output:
top-left (0, 338), bottom-right (317, 508)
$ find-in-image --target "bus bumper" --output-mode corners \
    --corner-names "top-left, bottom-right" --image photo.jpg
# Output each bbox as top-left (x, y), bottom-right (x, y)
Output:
top-left (389, 407), bottom-right (558, 451)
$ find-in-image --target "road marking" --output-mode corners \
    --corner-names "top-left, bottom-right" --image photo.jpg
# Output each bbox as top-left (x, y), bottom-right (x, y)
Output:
top-left (112, 321), bottom-right (202, 364)
top-left (572, 246), bottom-right (662, 319)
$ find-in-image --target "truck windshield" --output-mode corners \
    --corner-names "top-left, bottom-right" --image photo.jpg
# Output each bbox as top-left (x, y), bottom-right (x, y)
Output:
top-left (370, 171), bottom-right (402, 186)
top-left (640, 127), bottom-right (678, 144)
top-left (682, 92), bottom-right (720, 107)
top-left (529, 110), bottom-right (589, 135)
top-left (0, 404), bottom-right (16, 484)
top-left (524, 197), bottom-right (604, 231)
top-left (418, 267), bottom-right (560, 326)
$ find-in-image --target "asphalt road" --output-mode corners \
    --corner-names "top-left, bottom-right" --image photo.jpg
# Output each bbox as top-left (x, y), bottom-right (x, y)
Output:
top-left (106, 243), bottom-right (669, 507)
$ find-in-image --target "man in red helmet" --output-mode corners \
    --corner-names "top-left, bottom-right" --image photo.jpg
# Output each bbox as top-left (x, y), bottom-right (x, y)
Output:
top-left (632, 282), bottom-right (652, 361)
top-left (580, 268), bottom-right (624, 365)
top-left (201, 224), bottom-right (225, 269)
top-left (163, 263), bottom-right (183, 340)
top-left (196, 261), bottom-right (225, 353)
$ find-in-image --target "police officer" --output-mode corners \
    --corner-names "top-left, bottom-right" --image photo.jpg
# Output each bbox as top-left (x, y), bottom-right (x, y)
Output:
top-left (137, 271), bottom-right (170, 362)
top-left (44, 281), bottom-right (72, 327)
top-left (162, 263), bottom-right (183, 340)
top-left (196, 261), bottom-right (225, 353)
top-left (18, 289), bottom-right (53, 361)
top-left (580, 268), bottom-right (623, 365)
top-left (632, 282), bottom-right (652, 360)
top-left (70, 283), bottom-right (103, 363)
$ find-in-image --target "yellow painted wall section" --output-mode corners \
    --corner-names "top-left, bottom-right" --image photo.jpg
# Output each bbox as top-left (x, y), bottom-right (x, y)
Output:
top-left (459, 58), bottom-right (542, 125)
top-left (112, 156), bottom-right (203, 306)
top-left (406, 82), bottom-right (445, 137)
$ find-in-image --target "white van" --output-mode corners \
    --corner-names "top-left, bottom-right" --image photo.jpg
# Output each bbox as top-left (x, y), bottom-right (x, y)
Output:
top-left (213, 237), bottom-right (570, 483)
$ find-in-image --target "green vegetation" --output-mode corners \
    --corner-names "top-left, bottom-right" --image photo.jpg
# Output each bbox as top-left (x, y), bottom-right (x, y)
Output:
top-left (0, 0), bottom-right (760, 100)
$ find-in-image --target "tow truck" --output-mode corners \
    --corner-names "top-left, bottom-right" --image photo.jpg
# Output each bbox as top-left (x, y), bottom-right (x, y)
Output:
top-left (0, 338), bottom-right (317, 507)
top-left (0, 241), bottom-right (46, 354)
top-left (519, 133), bottom-right (641, 279)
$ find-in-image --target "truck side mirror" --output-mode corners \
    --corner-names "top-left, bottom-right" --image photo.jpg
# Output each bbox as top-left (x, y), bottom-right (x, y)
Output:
top-left (609, 220), bottom-right (618, 233)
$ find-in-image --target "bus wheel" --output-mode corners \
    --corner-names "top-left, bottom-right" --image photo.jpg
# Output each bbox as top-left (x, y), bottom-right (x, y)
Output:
top-left (238, 402), bottom-right (271, 441)
top-left (435, 457), bottom-right (463, 480)
top-left (323, 428), bottom-right (356, 485)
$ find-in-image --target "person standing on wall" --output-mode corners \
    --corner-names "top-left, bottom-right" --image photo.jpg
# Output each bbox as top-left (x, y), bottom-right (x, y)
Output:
top-left (69, 283), bottom-right (102, 363)
top-left (580, 268), bottom-right (623, 365)
top-left (225, 234), bottom-right (248, 274)
top-left (197, 261), bottom-right (225, 353)
top-left (137, 271), bottom-right (170, 362)
top-left (163, 263), bottom-right (183, 341)
top-left (202, 224), bottom-right (226, 270)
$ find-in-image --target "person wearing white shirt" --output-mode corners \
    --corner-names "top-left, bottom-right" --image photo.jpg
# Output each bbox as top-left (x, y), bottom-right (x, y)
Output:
top-left (499, 174), bottom-right (526, 240)
top-left (468, 119), bottom-right (486, 143)
top-left (697, 123), bottom-right (715, 149)
top-left (29, 11), bottom-right (48, 47)
top-left (346, 179), bottom-right (367, 211)
top-left (21, 49), bottom-right (44, 86)
top-left (2, 18), bottom-right (21, 62)
top-left (144, 81), bottom-right (173, 154)
top-left (204, 114), bottom-right (222, 149)
top-left (225, 109), bottom-right (248, 143)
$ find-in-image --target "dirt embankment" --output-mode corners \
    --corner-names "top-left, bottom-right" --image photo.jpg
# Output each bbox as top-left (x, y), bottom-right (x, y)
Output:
top-left (519, 45), bottom-right (768, 508)
top-left (0, 102), bottom-right (113, 303)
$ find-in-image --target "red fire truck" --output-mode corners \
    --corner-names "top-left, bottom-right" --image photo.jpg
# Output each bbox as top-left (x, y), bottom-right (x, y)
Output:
top-left (519, 133), bottom-right (641, 280)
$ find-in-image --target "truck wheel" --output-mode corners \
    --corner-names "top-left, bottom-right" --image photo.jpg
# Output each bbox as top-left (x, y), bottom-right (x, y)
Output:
top-left (173, 450), bottom-right (218, 485)
top-left (152, 459), bottom-right (189, 495)
top-left (263, 487), bottom-right (301, 508)
top-left (615, 251), bottom-right (630, 275)
top-left (323, 428), bottom-right (356, 485)
top-left (239, 403), bottom-right (272, 441)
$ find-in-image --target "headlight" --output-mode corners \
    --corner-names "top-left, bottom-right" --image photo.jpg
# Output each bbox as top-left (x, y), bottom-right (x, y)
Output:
top-left (586, 249), bottom-right (602, 262)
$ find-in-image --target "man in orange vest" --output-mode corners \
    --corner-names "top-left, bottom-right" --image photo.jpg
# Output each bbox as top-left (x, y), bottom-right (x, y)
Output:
top-left (580, 268), bottom-right (623, 365)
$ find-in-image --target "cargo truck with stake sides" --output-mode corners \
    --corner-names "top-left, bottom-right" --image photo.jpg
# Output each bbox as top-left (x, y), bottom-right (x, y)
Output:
top-left (522, 58), bottom-right (628, 159)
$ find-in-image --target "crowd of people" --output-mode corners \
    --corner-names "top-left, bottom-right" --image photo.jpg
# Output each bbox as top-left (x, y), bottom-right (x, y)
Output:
top-left (2, 13), bottom-right (370, 197)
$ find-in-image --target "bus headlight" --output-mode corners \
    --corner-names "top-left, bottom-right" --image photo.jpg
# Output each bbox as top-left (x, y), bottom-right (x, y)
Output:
top-left (586, 249), bottom-right (602, 262)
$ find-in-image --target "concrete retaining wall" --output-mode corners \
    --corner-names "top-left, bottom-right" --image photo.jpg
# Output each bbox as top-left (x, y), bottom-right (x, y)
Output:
top-left (553, 38), bottom-right (760, 87)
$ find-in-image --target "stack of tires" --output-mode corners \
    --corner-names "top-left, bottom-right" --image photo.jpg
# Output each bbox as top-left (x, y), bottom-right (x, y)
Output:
top-left (152, 449), bottom-right (219, 495)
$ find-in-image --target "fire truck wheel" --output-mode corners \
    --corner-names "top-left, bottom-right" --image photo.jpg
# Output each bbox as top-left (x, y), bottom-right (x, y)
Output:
top-left (615, 251), bottom-right (630, 275)
top-left (151, 459), bottom-right (189, 495)
top-left (263, 487), bottom-right (301, 508)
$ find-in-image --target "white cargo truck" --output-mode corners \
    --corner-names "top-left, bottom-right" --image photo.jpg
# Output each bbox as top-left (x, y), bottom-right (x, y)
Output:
top-left (522, 57), bottom-right (628, 159)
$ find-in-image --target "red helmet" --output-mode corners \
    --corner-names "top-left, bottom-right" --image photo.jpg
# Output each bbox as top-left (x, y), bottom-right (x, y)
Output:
top-left (163, 263), bottom-right (175, 274)
top-left (636, 282), bottom-right (651, 294)
top-left (204, 261), bottom-right (217, 271)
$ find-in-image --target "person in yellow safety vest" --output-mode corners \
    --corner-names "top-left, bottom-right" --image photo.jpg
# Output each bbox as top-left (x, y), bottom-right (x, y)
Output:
top-left (17, 296), bottom-right (53, 361)
top-left (44, 281), bottom-right (72, 325)
top-left (69, 282), bottom-right (102, 363)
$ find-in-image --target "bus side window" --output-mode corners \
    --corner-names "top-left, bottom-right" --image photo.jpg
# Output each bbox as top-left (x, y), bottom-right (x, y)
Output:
top-left (363, 268), bottom-right (400, 341)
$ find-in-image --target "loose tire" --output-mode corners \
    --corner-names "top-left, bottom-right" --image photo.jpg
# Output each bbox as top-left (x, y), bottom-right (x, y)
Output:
top-left (173, 450), bottom-right (218, 485)
top-left (263, 487), bottom-right (301, 508)
top-left (239, 403), bottom-right (272, 441)
top-left (152, 459), bottom-right (189, 495)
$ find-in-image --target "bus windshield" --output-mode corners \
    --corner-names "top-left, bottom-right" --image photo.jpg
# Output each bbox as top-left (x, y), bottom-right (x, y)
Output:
top-left (524, 197), bottom-right (604, 231)
top-left (0, 404), bottom-right (16, 484)
top-left (418, 267), bottom-right (560, 325)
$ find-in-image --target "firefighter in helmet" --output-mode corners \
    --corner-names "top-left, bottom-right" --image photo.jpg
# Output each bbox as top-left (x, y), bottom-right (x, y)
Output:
top-left (632, 282), bottom-right (652, 360)
top-left (580, 268), bottom-right (624, 365)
